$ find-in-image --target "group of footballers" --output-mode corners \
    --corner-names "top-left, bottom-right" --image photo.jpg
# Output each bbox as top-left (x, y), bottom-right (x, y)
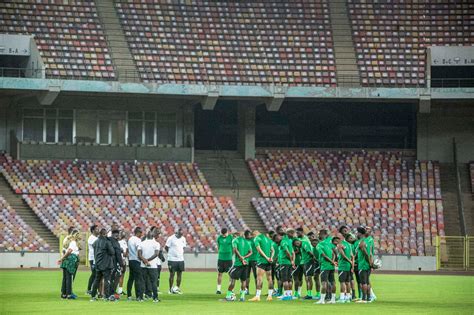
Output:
top-left (216, 225), bottom-right (379, 304)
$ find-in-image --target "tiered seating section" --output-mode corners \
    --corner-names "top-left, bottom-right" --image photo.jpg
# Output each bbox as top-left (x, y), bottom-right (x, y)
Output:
top-left (249, 150), bottom-right (444, 255)
top-left (1, 156), bottom-right (247, 252)
top-left (0, 0), bottom-right (115, 80)
top-left (348, 0), bottom-right (474, 86)
top-left (24, 195), bottom-right (246, 252)
top-left (1, 158), bottom-right (212, 197)
top-left (116, 0), bottom-right (336, 86)
top-left (0, 196), bottom-right (51, 252)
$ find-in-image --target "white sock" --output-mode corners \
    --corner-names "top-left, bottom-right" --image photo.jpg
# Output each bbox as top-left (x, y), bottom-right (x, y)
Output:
top-left (256, 289), bottom-right (261, 297)
top-left (370, 288), bottom-right (375, 297)
top-left (117, 287), bottom-right (122, 294)
top-left (286, 290), bottom-right (292, 296)
top-left (297, 287), bottom-right (302, 296)
top-left (217, 285), bottom-right (221, 291)
top-left (320, 293), bottom-right (326, 302)
top-left (331, 294), bottom-right (336, 302)
top-left (268, 289), bottom-right (273, 296)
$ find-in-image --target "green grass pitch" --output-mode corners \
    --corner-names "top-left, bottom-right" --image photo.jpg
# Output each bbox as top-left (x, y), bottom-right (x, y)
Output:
top-left (0, 270), bottom-right (473, 314)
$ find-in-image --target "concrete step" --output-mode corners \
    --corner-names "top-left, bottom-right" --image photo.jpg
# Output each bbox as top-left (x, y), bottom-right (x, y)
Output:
top-left (0, 176), bottom-right (59, 251)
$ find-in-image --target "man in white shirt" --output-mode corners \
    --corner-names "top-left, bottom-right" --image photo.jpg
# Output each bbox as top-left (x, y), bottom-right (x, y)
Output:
top-left (127, 227), bottom-right (145, 301)
top-left (117, 231), bottom-right (129, 295)
top-left (86, 225), bottom-right (99, 295)
top-left (165, 228), bottom-right (187, 294)
top-left (138, 229), bottom-right (161, 302)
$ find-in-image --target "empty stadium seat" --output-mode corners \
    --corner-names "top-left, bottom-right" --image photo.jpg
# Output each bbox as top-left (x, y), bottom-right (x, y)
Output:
top-left (23, 194), bottom-right (247, 252)
top-left (115, 0), bottom-right (336, 86)
top-left (0, 196), bottom-right (51, 252)
top-left (0, 0), bottom-right (116, 80)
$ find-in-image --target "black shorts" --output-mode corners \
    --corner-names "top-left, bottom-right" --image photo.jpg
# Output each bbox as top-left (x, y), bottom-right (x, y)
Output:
top-left (338, 270), bottom-right (351, 282)
top-left (320, 269), bottom-right (335, 283)
top-left (313, 261), bottom-right (321, 275)
top-left (359, 269), bottom-right (370, 285)
top-left (303, 262), bottom-right (317, 277)
top-left (256, 262), bottom-right (272, 272)
top-left (280, 265), bottom-right (293, 282)
top-left (292, 265), bottom-right (303, 281)
top-left (168, 261), bottom-right (185, 272)
top-left (246, 260), bottom-right (257, 278)
top-left (229, 265), bottom-right (248, 281)
top-left (217, 260), bottom-right (232, 273)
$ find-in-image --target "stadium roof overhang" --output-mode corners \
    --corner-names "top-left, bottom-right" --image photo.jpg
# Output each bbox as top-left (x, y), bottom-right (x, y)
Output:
top-left (0, 78), bottom-right (473, 111)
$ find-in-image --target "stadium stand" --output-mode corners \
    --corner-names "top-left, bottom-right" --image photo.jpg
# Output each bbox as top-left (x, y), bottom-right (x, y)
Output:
top-left (248, 150), bottom-right (442, 199)
top-left (348, 0), bottom-right (474, 86)
top-left (249, 150), bottom-right (444, 255)
top-left (1, 158), bottom-right (212, 197)
top-left (0, 196), bottom-right (51, 252)
top-left (115, 0), bottom-right (336, 86)
top-left (23, 195), bottom-right (247, 252)
top-left (252, 197), bottom-right (444, 256)
top-left (0, 0), bottom-right (116, 80)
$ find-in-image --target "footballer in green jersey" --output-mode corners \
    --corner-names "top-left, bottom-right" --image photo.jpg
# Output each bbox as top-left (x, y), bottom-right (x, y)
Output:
top-left (249, 231), bottom-right (275, 301)
top-left (216, 228), bottom-right (233, 294)
top-left (244, 230), bottom-right (258, 294)
top-left (315, 230), bottom-right (340, 304)
top-left (226, 232), bottom-right (252, 302)
top-left (337, 235), bottom-right (354, 303)
top-left (278, 229), bottom-right (296, 301)
top-left (356, 226), bottom-right (373, 303)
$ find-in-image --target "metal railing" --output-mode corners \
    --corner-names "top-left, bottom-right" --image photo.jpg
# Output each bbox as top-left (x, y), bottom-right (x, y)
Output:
top-left (2, 66), bottom-right (474, 88)
top-left (213, 143), bottom-right (240, 198)
top-left (255, 140), bottom-right (412, 149)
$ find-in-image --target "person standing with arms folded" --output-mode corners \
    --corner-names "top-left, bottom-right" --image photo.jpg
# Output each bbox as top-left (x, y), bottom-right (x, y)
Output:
top-left (216, 228), bottom-right (233, 294)
top-left (127, 227), bottom-right (145, 301)
top-left (59, 230), bottom-right (81, 300)
top-left (138, 229), bottom-right (161, 302)
top-left (165, 228), bottom-right (187, 294)
top-left (86, 225), bottom-right (99, 295)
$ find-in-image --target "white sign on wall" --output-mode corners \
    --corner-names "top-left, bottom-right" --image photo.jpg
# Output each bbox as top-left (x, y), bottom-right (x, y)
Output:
top-left (0, 34), bottom-right (31, 56)
top-left (430, 46), bottom-right (474, 66)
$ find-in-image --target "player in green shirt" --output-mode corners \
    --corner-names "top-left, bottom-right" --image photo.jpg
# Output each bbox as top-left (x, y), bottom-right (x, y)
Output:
top-left (315, 230), bottom-right (339, 304)
top-left (248, 231), bottom-right (275, 302)
top-left (271, 232), bottom-right (283, 297)
top-left (356, 227), bottom-right (373, 303)
top-left (337, 234), bottom-right (354, 303)
top-left (310, 235), bottom-right (321, 300)
top-left (365, 226), bottom-right (377, 301)
top-left (216, 228), bottom-right (233, 294)
top-left (225, 232), bottom-right (252, 302)
top-left (244, 230), bottom-right (257, 294)
top-left (300, 232), bottom-right (317, 300)
top-left (278, 228), bottom-right (296, 301)
top-left (292, 228), bottom-right (307, 298)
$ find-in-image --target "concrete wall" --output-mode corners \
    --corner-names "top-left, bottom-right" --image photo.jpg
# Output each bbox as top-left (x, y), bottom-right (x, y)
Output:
top-left (417, 104), bottom-right (474, 163)
top-left (0, 252), bottom-right (435, 271)
top-left (237, 104), bottom-right (256, 159)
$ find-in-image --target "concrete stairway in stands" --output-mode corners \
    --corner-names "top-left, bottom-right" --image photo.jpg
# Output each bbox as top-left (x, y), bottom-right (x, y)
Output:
top-left (195, 150), bottom-right (266, 232)
top-left (440, 163), bottom-right (462, 236)
top-left (459, 163), bottom-right (473, 235)
top-left (329, 0), bottom-right (360, 87)
top-left (0, 176), bottom-right (59, 251)
top-left (96, 0), bottom-right (139, 82)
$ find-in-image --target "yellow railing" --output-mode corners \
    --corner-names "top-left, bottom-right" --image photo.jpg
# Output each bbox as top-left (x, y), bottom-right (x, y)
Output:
top-left (436, 235), bottom-right (472, 271)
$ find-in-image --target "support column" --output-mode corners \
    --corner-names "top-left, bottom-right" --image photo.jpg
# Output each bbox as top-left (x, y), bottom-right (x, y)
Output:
top-left (237, 104), bottom-right (255, 160)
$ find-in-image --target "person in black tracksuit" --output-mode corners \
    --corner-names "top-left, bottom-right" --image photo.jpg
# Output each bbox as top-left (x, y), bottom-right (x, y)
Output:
top-left (109, 229), bottom-right (125, 297)
top-left (91, 228), bottom-right (115, 301)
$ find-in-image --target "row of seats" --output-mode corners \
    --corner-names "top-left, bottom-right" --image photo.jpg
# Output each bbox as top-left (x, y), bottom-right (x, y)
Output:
top-left (348, 0), bottom-right (474, 86)
top-left (248, 150), bottom-right (441, 199)
top-left (0, 0), bottom-right (116, 80)
top-left (0, 196), bottom-right (51, 252)
top-left (1, 156), bottom-right (212, 197)
top-left (23, 194), bottom-right (247, 252)
top-left (116, 0), bottom-right (336, 86)
top-left (252, 197), bottom-right (444, 256)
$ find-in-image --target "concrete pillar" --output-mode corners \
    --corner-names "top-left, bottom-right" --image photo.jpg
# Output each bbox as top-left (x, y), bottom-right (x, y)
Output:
top-left (237, 103), bottom-right (255, 160)
top-left (183, 105), bottom-right (195, 161)
top-left (0, 97), bottom-right (14, 152)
